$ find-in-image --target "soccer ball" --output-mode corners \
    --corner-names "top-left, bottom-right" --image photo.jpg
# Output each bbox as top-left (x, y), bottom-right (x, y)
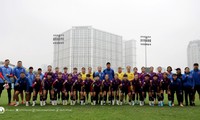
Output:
top-left (0, 107), bottom-right (5, 114)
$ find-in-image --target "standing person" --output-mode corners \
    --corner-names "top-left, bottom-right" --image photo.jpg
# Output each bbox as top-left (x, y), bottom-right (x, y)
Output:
top-left (0, 67), bottom-right (6, 100)
top-left (176, 68), bottom-right (184, 105)
top-left (160, 72), bottom-right (171, 106)
top-left (191, 63), bottom-right (200, 104)
top-left (63, 74), bottom-right (75, 105)
top-left (62, 67), bottom-right (68, 80)
top-left (157, 66), bottom-right (163, 81)
top-left (117, 67), bottom-right (124, 81)
top-left (103, 62), bottom-right (114, 81)
top-left (101, 74), bottom-right (112, 105)
top-left (92, 75), bottom-right (102, 105)
top-left (52, 72), bottom-right (64, 105)
top-left (149, 74), bottom-right (161, 106)
top-left (44, 65), bottom-right (53, 79)
top-left (53, 67), bottom-right (60, 80)
top-left (93, 66), bottom-right (104, 81)
top-left (1, 59), bottom-right (13, 105)
top-left (167, 66), bottom-right (173, 80)
top-left (183, 67), bottom-right (195, 106)
top-left (88, 67), bottom-right (94, 80)
top-left (82, 74), bottom-right (93, 105)
top-left (14, 72), bottom-right (30, 106)
top-left (73, 73), bottom-right (83, 105)
top-left (126, 66), bottom-right (134, 81)
top-left (111, 73), bottom-right (121, 105)
top-left (32, 74), bottom-right (43, 106)
top-left (72, 67), bottom-right (78, 81)
top-left (119, 74), bottom-right (131, 105)
top-left (37, 68), bottom-right (44, 80)
top-left (80, 67), bottom-right (87, 81)
top-left (170, 74), bottom-right (183, 107)
top-left (42, 72), bottom-right (54, 106)
top-left (139, 67), bottom-right (146, 81)
top-left (131, 74), bottom-right (140, 106)
top-left (143, 74), bottom-right (151, 105)
top-left (133, 67), bottom-right (140, 76)
top-left (27, 67), bottom-right (35, 105)
top-left (13, 61), bottom-right (27, 104)
top-left (149, 66), bottom-right (156, 80)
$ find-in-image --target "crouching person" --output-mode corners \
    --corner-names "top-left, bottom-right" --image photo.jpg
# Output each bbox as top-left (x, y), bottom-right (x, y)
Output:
top-left (32, 74), bottom-right (43, 106)
top-left (14, 72), bottom-right (30, 106)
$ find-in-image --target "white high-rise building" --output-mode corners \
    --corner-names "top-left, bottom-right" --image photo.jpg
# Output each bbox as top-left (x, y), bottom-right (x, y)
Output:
top-left (124, 40), bottom-right (136, 68)
top-left (187, 40), bottom-right (200, 69)
top-left (53, 26), bottom-right (136, 72)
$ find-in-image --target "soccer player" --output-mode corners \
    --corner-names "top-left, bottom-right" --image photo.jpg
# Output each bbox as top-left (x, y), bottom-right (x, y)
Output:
top-left (133, 67), bottom-right (140, 76)
top-left (1, 59), bottom-right (13, 105)
top-left (167, 66), bottom-right (173, 80)
top-left (160, 72), bottom-right (171, 106)
top-left (183, 67), bottom-right (195, 106)
top-left (53, 67), bottom-right (60, 80)
top-left (176, 68), bottom-right (184, 105)
top-left (142, 74), bottom-right (151, 105)
top-left (170, 74), bottom-right (183, 107)
top-left (0, 67), bottom-right (5, 98)
top-left (73, 74), bottom-right (83, 105)
top-left (27, 67), bottom-right (35, 105)
top-left (52, 72), bottom-right (64, 105)
top-left (80, 67), bottom-right (87, 81)
top-left (88, 67), bottom-right (94, 80)
top-left (126, 66), bottom-right (134, 81)
top-left (13, 61), bottom-right (27, 104)
top-left (191, 63), bottom-right (200, 104)
top-left (149, 74), bottom-right (160, 106)
top-left (62, 67), bottom-right (68, 80)
top-left (44, 65), bottom-right (53, 79)
top-left (149, 66), bottom-right (156, 80)
top-left (117, 67), bottom-right (124, 81)
top-left (101, 74), bottom-right (111, 105)
top-left (92, 75), bottom-right (102, 105)
top-left (32, 74), bottom-right (43, 106)
top-left (42, 72), bottom-right (54, 106)
top-left (14, 72), bottom-right (30, 106)
top-left (63, 74), bottom-right (75, 105)
top-left (72, 67), bottom-right (78, 81)
top-left (111, 73), bottom-right (121, 105)
top-left (103, 62), bottom-right (114, 80)
top-left (37, 68), bottom-right (44, 80)
top-left (139, 67), bottom-right (146, 81)
top-left (93, 66), bottom-right (104, 81)
top-left (157, 66), bottom-right (163, 81)
top-left (119, 74), bottom-right (131, 105)
top-left (131, 74), bottom-right (140, 106)
top-left (82, 74), bottom-right (93, 105)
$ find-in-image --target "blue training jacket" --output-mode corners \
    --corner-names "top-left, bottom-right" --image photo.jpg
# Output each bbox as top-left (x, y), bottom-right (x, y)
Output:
top-left (191, 69), bottom-right (200, 86)
top-left (1, 66), bottom-right (13, 83)
top-left (182, 72), bottom-right (195, 88)
top-left (103, 68), bottom-right (114, 80)
top-left (13, 67), bottom-right (27, 79)
top-left (15, 77), bottom-right (30, 91)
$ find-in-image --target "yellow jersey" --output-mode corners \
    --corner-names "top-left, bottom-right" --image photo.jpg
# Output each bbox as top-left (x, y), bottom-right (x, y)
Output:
top-left (81, 72), bottom-right (87, 80)
top-left (126, 72), bottom-right (134, 81)
top-left (117, 72), bottom-right (124, 80)
top-left (88, 73), bottom-right (94, 80)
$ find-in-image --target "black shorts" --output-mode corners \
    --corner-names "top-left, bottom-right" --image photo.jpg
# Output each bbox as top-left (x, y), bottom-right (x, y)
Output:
top-left (44, 86), bottom-right (52, 91)
top-left (102, 87), bottom-right (109, 92)
top-left (74, 86), bottom-right (81, 92)
top-left (121, 88), bottom-right (129, 94)
top-left (29, 87), bottom-right (33, 93)
top-left (15, 86), bottom-right (28, 93)
top-left (111, 86), bottom-right (119, 91)
top-left (0, 83), bottom-right (4, 91)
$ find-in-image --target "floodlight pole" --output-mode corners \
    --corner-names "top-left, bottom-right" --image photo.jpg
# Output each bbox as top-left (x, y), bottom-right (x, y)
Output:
top-left (140, 36), bottom-right (151, 67)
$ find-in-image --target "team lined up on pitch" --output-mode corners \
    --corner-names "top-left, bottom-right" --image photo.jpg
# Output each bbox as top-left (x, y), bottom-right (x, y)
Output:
top-left (0, 60), bottom-right (200, 107)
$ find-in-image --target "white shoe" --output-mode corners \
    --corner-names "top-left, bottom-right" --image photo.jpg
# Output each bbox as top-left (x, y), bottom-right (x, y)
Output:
top-left (128, 102), bottom-right (131, 105)
top-left (26, 102), bottom-right (29, 106)
top-left (132, 101), bottom-right (135, 106)
top-left (15, 102), bottom-right (19, 106)
top-left (120, 101), bottom-right (123, 105)
top-left (100, 101), bottom-right (103, 105)
top-left (52, 101), bottom-right (55, 105)
top-left (116, 100), bottom-right (119, 105)
top-left (32, 101), bottom-right (36, 106)
top-left (73, 101), bottom-right (76, 105)
top-left (54, 100), bottom-right (57, 105)
top-left (112, 101), bottom-right (115, 105)
top-left (40, 101), bottom-right (43, 106)
top-left (43, 101), bottom-right (46, 106)
top-left (81, 100), bottom-right (84, 105)
top-left (93, 101), bottom-right (96, 105)
top-left (70, 101), bottom-right (73, 105)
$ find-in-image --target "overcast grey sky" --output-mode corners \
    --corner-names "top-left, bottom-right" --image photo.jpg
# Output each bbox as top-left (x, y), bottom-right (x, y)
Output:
top-left (0, 0), bottom-right (200, 72)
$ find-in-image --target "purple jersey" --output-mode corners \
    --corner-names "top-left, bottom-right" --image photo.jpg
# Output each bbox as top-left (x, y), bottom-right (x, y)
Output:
top-left (72, 73), bottom-right (78, 81)
top-left (139, 72), bottom-right (146, 81)
top-left (64, 79), bottom-right (74, 92)
top-left (83, 79), bottom-right (93, 90)
top-left (44, 78), bottom-right (54, 90)
top-left (149, 72), bottom-right (156, 80)
top-left (93, 80), bottom-right (102, 91)
top-left (53, 78), bottom-right (64, 91)
top-left (111, 78), bottom-right (121, 90)
top-left (62, 72), bottom-right (68, 80)
top-left (157, 72), bottom-right (163, 81)
top-left (73, 79), bottom-right (83, 91)
top-left (160, 77), bottom-right (171, 90)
